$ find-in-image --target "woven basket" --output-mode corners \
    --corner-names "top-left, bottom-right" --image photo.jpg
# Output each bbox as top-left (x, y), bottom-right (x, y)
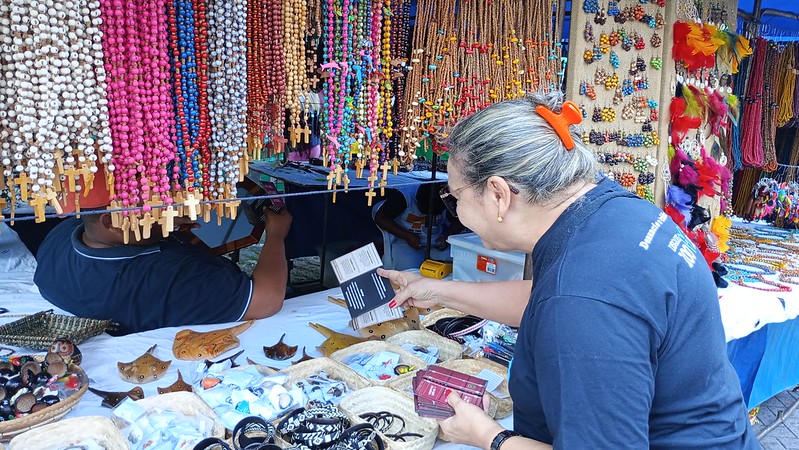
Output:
top-left (280, 357), bottom-right (373, 391)
top-left (330, 341), bottom-right (428, 386)
top-left (130, 391), bottom-right (226, 438)
top-left (0, 310), bottom-right (113, 350)
top-left (441, 358), bottom-right (513, 419)
top-left (419, 308), bottom-right (467, 329)
top-left (0, 357), bottom-right (89, 441)
top-left (8, 416), bottom-right (127, 450)
top-left (386, 330), bottom-right (464, 362)
top-left (339, 386), bottom-right (438, 450)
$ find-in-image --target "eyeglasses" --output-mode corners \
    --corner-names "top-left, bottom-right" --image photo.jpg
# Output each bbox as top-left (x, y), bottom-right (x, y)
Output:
top-left (439, 180), bottom-right (519, 218)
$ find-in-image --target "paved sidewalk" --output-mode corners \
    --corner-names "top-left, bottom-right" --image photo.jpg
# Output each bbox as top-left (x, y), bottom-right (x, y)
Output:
top-left (755, 388), bottom-right (799, 449)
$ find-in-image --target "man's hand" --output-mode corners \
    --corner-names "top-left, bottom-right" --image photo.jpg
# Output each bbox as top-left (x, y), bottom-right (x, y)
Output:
top-left (264, 208), bottom-right (292, 241)
top-left (404, 233), bottom-right (422, 249)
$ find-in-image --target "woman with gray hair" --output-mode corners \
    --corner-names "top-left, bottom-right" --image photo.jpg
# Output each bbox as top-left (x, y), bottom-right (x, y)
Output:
top-left (379, 92), bottom-right (757, 449)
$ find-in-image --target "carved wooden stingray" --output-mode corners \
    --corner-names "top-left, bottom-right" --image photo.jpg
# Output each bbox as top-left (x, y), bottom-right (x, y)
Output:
top-left (204, 349), bottom-right (245, 371)
top-left (88, 386), bottom-right (145, 408)
top-left (117, 344), bottom-right (172, 384)
top-left (291, 347), bottom-right (314, 365)
top-left (157, 370), bottom-right (193, 394)
top-left (173, 320), bottom-right (254, 360)
top-left (263, 333), bottom-right (298, 360)
top-left (326, 296), bottom-right (421, 339)
top-left (309, 323), bottom-right (371, 357)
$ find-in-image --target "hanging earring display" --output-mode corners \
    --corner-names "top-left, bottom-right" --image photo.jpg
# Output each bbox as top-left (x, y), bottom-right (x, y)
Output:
top-left (651, 32), bottom-right (662, 48)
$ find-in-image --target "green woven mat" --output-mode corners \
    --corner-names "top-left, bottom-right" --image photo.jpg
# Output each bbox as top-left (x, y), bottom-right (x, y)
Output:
top-left (0, 310), bottom-right (113, 351)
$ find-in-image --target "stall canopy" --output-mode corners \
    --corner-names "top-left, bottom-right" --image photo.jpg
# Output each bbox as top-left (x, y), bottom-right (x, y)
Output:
top-left (738, 0), bottom-right (799, 39)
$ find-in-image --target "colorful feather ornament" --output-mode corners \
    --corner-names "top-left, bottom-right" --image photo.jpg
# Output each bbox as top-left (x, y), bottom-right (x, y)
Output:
top-left (710, 215), bottom-right (731, 253)
top-left (725, 93), bottom-right (740, 125)
top-left (669, 97), bottom-right (702, 146)
top-left (672, 21), bottom-right (725, 70)
top-left (666, 185), bottom-right (693, 226)
top-left (706, 89), bottom-right (729, 136)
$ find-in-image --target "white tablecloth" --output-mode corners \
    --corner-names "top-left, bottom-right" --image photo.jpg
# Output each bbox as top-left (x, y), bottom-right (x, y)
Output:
top-left (1, 219), bottom-right (797, 446)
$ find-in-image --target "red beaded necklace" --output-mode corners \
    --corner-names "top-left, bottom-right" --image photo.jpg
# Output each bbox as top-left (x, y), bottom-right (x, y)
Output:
top-left (732, 275), bottom-right (792, 292)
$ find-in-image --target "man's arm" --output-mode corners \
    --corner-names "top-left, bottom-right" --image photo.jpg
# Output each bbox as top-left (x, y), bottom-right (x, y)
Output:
top-left (244, 209), bottom-right (292, 319)
top-left (374, 190), bottom-right (421, 249)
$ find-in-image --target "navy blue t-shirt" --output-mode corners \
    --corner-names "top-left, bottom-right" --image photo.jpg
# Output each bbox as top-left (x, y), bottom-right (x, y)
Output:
top-left (34, 219), bottom-right (252, 335)
top-left (509, 180), bottom-right (758, 449)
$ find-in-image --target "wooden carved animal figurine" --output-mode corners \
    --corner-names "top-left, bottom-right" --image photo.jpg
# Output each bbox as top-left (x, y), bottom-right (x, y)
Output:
top-left (203, 349), bottom-right (245, 371)
top-left (117, 344), bottom-right (172, 384)
top-left (173, 320), bottom-right (254, 360)
top-left (157, 370), bottom-right (193, 394)
top-left (309, 323), bottom-right (370, 357)
top-left (263, 333), bottom-right (298, 360)
top-left (50, 338), bottom-right (82, 366)
top-left (88, 386), bottom-right (145, 408)
top-left (291, 347), bottom-right (314, 365)
top-left (326, 296), bottom-right (421, 339)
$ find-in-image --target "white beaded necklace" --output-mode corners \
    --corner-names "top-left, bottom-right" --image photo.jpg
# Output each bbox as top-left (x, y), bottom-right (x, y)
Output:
top-left (3, 0), bottom-right (110, 202)
top-left (207, 0), bottom-right (247, 199)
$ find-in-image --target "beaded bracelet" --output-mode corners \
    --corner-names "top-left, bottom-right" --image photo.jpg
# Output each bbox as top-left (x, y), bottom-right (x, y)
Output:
top-left (724, 262), bottom-right (777, 276)
top-left (730, 275), bottom-right (792, 293)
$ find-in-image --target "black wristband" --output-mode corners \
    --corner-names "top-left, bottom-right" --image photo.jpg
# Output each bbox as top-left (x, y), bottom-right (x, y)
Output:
top-left (489, 430), bottom-right (521, 450)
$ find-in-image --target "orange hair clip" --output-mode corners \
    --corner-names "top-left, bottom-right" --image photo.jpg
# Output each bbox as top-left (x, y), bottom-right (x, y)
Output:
top-left (535, 100), bottom-right (582, 150)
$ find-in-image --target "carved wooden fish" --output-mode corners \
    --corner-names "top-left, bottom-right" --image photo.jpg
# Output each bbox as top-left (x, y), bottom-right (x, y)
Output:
top-left (309, 323), bottom-right (370, 357)
top-left (173, 320), bottom-right (254, 360)
top-left (117, 344), bottom-right (172, 384)
top-left (88, 386), bottom-right (145, 408)
top-left (263, 333), bottom-right (298, 360)
top-left (157, 370), bottom-right (193, 394)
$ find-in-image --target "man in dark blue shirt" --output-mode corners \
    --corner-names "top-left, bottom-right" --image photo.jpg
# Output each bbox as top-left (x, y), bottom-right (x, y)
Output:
top-left (34, 206), bottom-right (292, 335)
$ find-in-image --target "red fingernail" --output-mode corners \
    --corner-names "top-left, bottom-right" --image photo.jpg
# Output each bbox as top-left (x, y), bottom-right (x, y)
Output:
top-left (388, 300), bottom-right (397, 308)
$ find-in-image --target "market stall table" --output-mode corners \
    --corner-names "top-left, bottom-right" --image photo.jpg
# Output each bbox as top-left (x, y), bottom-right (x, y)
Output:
top-left (2, 220), bottom-right (799, 443)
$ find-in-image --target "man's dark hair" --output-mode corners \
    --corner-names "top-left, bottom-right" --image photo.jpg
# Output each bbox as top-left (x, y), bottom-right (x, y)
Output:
top-left (416, 182), bottom-right (446, 216)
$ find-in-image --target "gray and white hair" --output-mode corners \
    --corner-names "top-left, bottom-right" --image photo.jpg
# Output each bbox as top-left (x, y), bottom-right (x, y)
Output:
top-left (445, 91), bottom-right (598, 206)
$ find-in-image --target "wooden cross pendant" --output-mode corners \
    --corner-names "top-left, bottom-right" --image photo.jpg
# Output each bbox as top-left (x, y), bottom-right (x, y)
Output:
top-left (183, 193), bottom-right (200, 221)
top-left (342, 173), bottom-right (351, 191)
top-left (215, 203), bottom-right (224, 226)
top-left (29, 195), bottom-right (47, 223)
top-left (300, 127), bottom-right (312, 144)
top-left (121, 217), bottom-right (131, 244)
top-left (391, 158), bottom-right (400, 175)
top-left (161, 206), bottom-right (178, 237)
top-left (202, 203), bottom-right (212, 223)
top-left (366, 173), bottom-right (378, 187)
top-left (226, 200), bottom-right (241, 220)
top-left (289, 127), bottom-right (301, 147)
top-left (13, 172), bottom-right (30, 201)
top-left (129, 214), bottom-right (142, 242)
top-left (63, 167), bottom-right (81, 192)
top-left (326, 170), bottom-right (337, 190)
top-left (44, 189), bottom-right (63, 214)
top-left (365, 188), bottom-right (377, 206)
top-left (140, 213), bottom-right (155, 240)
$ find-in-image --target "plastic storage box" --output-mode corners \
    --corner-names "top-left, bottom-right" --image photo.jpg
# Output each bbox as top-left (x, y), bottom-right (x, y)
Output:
top-left (447, 233), bottom-right (527, 282)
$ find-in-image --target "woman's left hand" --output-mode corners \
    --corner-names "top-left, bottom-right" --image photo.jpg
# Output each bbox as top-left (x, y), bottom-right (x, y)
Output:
top-left (439, 392), bottom-right (505, 449)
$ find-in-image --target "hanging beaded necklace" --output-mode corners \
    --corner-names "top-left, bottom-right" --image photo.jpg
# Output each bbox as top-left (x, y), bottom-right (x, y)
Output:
top-left (207, 0), bottom-right (247, 198)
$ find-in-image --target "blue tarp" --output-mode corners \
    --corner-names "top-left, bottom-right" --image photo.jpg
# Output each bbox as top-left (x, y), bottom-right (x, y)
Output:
top-left (738, 0), bottom-right (799, 38)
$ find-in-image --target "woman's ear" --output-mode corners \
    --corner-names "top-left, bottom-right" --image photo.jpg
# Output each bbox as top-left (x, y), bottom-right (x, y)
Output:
top-left (486, 176), bottom-right (513, 216)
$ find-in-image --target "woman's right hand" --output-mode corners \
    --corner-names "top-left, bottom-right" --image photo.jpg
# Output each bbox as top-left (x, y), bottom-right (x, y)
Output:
top-left (376, 268), bottom-right (444, 310)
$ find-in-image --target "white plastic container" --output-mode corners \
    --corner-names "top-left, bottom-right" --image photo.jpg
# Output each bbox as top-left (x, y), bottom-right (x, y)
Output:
top-left (447, 233), bottom-right (527, 282)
